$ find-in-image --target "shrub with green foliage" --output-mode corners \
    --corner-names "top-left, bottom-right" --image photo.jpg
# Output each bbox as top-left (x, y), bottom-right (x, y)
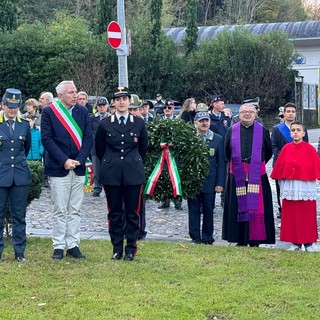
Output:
top-left (27, 161), bottom-right (45, 206)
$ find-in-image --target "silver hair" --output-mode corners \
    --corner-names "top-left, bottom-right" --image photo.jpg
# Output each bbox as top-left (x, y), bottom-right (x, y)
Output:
top-left (239, 103), bottom-right (256, 114)
top-left (77, 91), bottom-right (88, 99)
top-left (41, 92), bottom-right (54, 103)
top-left (55, 81), bottom-right (75, 95)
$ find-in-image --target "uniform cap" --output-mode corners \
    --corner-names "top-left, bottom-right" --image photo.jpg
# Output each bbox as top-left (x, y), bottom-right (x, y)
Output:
top-left (2, 88), bottom-right (22, 108)
top-left (112, 86), bottom-right (131, 99)
top-left (211, 94), bottom-right (225, 103)
top-left (194, 112), bottom-right (210, 122)
top-left (97, 97), bottom-right (108, 106)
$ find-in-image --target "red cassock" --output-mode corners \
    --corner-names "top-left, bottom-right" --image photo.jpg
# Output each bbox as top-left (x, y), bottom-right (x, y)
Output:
top-left (271, 141), bottom-right (320, 244)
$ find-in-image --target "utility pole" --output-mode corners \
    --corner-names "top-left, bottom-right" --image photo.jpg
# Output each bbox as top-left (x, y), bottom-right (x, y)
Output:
top-left (117, 0), bottom-right (129, 87)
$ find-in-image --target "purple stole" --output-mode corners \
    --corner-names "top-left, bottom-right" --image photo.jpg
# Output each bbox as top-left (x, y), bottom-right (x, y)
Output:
top-left (231, 122), bottom-right (266, 241)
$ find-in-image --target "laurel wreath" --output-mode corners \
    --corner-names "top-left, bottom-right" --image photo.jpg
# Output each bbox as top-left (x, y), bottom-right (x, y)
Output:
top-left (144, 118), bottom-right (209, 202)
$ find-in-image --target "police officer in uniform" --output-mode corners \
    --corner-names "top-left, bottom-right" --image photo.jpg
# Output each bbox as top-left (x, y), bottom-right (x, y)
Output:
top-left (95, 86), bottom-right (148, 261)
top-left (0, 88), bottom-right (31, 262)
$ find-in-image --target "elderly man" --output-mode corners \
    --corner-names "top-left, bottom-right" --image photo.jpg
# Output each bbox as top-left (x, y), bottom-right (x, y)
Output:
top-left (188, 112), bottom-right (225, 244)
top-left (41, 81), bottom-right (93, 260)
top-left (77, 91), bottom-right (93, 114)
top-left (0, 88), bottom-right (31, 262)
top-left (222, 104), bottom-right (275, 247)
top-left (39, 91), bottom-right (54, 114)
top-left (140, 101), bottom-right (154, 122)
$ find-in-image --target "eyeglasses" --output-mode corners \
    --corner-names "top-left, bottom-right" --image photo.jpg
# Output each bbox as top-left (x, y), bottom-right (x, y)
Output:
top-left (164, 106), bottom-right (173, 110)
top-left (240, 110), bottom-right (255, 115)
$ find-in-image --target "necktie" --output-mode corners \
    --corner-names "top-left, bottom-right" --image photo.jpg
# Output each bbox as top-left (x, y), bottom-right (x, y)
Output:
top-left (7, 120), bottom-right (14, 136)
top-left (120, 116), bottom-right (125, 127)
top-left (143, 116), bottom-right (147, 122)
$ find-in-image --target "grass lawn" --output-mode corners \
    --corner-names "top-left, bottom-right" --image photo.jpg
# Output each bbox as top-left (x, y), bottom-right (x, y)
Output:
top-left (0, 237), bottom-right (319, 320)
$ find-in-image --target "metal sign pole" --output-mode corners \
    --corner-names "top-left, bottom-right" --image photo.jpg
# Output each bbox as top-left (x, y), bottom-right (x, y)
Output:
top-left (117, 0), bottom-right (128, 87)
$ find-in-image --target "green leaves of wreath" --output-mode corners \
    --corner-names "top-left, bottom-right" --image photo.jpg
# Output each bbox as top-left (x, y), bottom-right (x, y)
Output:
top-left (144, 118), bottom-right (209, 202)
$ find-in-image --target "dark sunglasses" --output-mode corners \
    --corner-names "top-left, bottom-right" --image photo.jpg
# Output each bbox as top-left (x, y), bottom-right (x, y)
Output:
top-left (279, 115), bottom-right (284, 119)
top-left (164, 106), bottom-right (173, 110)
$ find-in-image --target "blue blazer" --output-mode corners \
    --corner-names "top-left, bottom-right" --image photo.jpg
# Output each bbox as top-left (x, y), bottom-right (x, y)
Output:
top-left (0, 117), bottom-right (31, 187)
top-left (41, 104), bottom-right (93, 177)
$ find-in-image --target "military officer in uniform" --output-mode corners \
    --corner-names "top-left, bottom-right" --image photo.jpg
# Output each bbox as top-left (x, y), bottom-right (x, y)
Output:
top-left (0, 88), bottom-right (31, 262)
top-left (95, 86), bottom-right (148, 261)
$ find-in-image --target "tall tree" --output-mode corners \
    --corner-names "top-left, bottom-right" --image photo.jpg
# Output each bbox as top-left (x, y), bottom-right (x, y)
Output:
top-left (0, 0), bottom-right (18, 32)
top-left (94, 0), bottom-right (115, 35)
top-left (303, 0), bottom-right (320, 20)
top-left (184, 0), bottom-right (198, 55)
top-left (151, 0), bottom-right (163, 46)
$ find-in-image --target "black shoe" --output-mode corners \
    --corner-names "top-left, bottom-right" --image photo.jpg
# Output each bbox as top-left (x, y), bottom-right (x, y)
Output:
top-left (66, 247), bottom-right (86, 259)
top-left (112, 252), bottom-right (123, 260)
top-left (158, 202), bottom-right (170, 209)
top-left (174, 204), bottom-right (183, 210)
top-left (92, 191), bottom-right (101, 197)
top-left (43, 180), bottom-right (50, 188)
top-left (15, 253), bottom-right (26, 263)
top-left (138, 235), bottom-right (146, 241)
top-left (203, 240), bottom-right (214, 245)
top-left (52, 249), bottom-right (64, 260)
top-left (124, 253), bottom-right (134, 261)
top-left (191, 239), bottom-right (202, 244)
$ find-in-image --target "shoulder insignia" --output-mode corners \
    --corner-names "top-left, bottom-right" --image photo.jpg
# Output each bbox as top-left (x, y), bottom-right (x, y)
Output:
top-left (111, 114), bottom-right (115, 123)
top-left (130, 114), bottom-right (134, 122)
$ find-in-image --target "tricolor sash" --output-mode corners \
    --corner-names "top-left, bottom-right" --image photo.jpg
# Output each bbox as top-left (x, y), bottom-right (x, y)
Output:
top-left (49, 100), bottom-right (83, 150)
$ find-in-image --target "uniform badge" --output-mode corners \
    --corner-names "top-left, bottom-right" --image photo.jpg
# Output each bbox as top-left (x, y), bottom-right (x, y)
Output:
top-left (223, 120), bottom-right (228, 126)
top-left (209, 148), bottom-right (215, 156)
top-left (134, 137), bottom-right (138, 142)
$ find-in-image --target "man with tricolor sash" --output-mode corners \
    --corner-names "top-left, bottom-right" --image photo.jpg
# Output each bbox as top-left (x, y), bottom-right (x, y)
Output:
top-left (41, 80), bottom-right (93, 260)
top-left (222, 103), bottom-right (275, 247)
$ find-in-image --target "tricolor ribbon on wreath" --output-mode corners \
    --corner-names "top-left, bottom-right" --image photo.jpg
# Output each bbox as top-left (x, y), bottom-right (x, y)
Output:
top-left (49, 99), bottom-right (93, 192)
top-left (144, 143), bottom-right (182, 197)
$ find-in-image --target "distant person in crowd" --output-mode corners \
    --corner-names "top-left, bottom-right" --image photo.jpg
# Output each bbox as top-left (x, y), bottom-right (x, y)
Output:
top-left (38, 91), bottom-right (54, 187)
top-left (271, 102), bottom-right (308, 219)
top-left (95, 86), bottom-right (148, 261)
top-left (208, 94), bottom-right (231, 207)
top-left (23, 101), bottom-right (44, 161)
top-left (222, 104), bottom-right (275, 247)
top-left (196, 103), bottom-right (208, 113)
top-left (140, 101), bottom-right (154, 122)
top-left (21, 98), bottom-right (42, 128)
top-left (188, 112), bottom-right (225, 244)
top-left (271, 122), bottom-right (320, 251)
top-left (90, 97), bottom-right (110, 197)
top-left (153, 93), bottom-right (165, 115)
top-left (41, 80), bottom-right (93, 260)
top-left (109, 100), bottom-right (116, 115)
top-left (278, 106), bottom-right (285, 123)
top-left (129, 102), bottom-right (142, 118)
top-left (0, 88), bottom-right (31, 263)
top-left (77, 91), bottom-right (93, 114)
top-left (223, 108), bottom-right (232, 119)
top-left (178, 98), bottom-right (197, 123)
top-left (39, 91), bottom-right (54, 113)
top-left (158, 98), bottom-right (183, 210)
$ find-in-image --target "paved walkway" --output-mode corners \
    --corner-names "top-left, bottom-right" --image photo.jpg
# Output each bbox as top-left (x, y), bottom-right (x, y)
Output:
top-left (26, 129), bottom-right (320, 251)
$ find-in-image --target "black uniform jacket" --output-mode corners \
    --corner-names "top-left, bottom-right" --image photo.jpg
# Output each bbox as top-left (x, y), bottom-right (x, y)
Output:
top-left (95, 114), bottom-right (148, 186)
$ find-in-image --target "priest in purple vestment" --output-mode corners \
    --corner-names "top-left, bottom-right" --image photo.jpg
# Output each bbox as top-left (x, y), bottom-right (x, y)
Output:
top-left (222, 104), bottom-right (275, 246)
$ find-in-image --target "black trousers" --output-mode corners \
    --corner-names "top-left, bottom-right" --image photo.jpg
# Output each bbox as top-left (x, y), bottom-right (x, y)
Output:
top-left (0, 184), bottom-right (29, 255)
top-left (103, 184), bottom-right (142, 255)
top-left (187, 192), bottom-right (216, 243)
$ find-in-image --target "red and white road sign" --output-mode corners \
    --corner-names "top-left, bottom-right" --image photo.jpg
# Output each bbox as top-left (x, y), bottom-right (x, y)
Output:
top-left (107, 21), bottom-right (122, 49)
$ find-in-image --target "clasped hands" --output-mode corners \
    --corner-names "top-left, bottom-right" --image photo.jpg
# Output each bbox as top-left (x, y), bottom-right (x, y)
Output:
top-left (64, 159), bottom-right (81, 170)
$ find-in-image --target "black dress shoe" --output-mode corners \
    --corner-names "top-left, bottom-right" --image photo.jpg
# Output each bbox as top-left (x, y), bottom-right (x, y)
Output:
top-left (92, 191), bottom-right (101, 197)
top-left (158, 202), bottom-right (170, 209)
top-left (112, 252), bottom-right (123, 260)
top-left (52, 249), bottom-right (64, 260)
top-left (124, 253), bottom-right (134, 261)
top-left (174, 204), bottom-right (183, 210)
top-left (191, 239), bottom-right (202, 244)
top-left (66, 246), bottom-right (86, 259)
top-left (15, 254), bottom-right (26, 263)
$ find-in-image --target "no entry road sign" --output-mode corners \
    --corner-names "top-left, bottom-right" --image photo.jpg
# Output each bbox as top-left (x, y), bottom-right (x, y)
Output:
top-left (107, 21), bottom-right (122, 49)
